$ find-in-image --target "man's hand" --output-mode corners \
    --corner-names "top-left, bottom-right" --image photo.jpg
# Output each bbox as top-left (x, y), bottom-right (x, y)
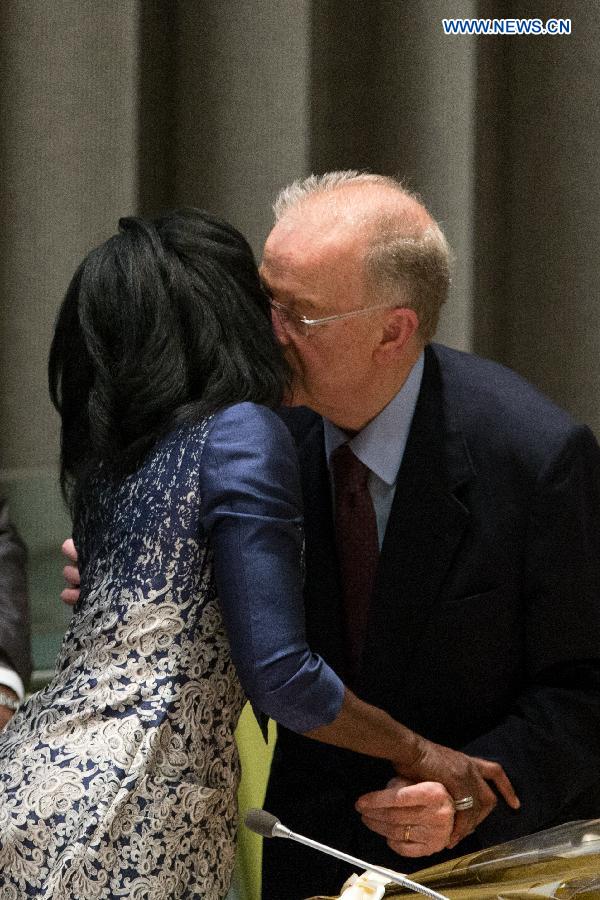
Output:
top-left (0, 685), bottom-right (19, 730)
top-left (356, 777), bottom-right (455, 857)
top-left (61, 538), bottom-right (80, 606)
top-left (386, 740), bottom-right (520, 849)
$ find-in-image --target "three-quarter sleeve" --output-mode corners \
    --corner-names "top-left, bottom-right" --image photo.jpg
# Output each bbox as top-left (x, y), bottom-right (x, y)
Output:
top-left (199, 402), bottom-right (344, 733)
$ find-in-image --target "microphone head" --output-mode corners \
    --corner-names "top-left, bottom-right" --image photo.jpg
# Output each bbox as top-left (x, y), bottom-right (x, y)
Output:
top-left (244, 808), bottom-right (281, 838)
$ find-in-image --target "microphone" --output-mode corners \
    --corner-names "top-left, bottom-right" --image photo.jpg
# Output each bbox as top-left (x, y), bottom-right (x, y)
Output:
top-left (244, 808), bottom-right (448, 900)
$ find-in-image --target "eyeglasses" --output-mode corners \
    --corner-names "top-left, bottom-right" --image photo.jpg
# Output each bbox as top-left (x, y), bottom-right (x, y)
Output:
top-left (268, 298), bottom-right (396, 338)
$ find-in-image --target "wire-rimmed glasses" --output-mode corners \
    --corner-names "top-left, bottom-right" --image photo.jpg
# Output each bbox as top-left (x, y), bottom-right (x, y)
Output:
top-left (268, 298), bottom-right (396, 338)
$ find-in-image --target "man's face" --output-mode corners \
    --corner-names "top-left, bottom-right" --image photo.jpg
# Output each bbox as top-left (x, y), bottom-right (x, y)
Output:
top-left (260, 215), bottom-right (384, 426)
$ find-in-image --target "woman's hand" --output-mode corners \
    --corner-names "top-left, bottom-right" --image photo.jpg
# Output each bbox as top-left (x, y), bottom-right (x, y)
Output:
top-left (356, 750), bottom-right (520, 856)
top-left (306, 690), bottom-right (519, 852)
top-left (394, 739), bottom-right (519, 847)
top-left (356, 777), bottom-right (455, 857)
top-left (61, 538), bottom-right (80, 605)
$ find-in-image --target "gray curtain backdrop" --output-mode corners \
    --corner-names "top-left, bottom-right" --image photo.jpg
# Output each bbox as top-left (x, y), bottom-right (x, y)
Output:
top-left (1, 0), bottom-right (598, 663)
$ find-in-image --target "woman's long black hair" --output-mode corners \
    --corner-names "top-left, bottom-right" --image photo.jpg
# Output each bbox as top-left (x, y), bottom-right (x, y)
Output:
top-left (49, 209), bottom-right (289, 511)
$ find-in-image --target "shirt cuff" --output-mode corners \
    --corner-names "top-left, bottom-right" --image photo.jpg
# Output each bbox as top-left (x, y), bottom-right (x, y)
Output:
top-left (0, 665), bottom-right (25, 700)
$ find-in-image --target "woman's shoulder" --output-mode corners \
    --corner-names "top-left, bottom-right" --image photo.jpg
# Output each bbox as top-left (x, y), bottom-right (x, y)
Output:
top-left (207, 402), bottom-right (293, 451)
top-left (201, 403), bottom-right (300, 499)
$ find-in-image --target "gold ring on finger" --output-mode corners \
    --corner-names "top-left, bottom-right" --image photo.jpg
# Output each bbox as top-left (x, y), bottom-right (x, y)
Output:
top-left (403, 824), bottom-right (412, 842)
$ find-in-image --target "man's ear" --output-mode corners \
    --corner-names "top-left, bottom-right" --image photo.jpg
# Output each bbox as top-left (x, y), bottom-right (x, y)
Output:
top-left (374, 307), bottom-right (420, 360)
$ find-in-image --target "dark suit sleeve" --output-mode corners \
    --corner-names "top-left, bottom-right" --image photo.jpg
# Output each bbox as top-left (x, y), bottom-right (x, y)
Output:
top-left (464, 424), bottom-right (600, 841)
top-left (0, 497), bottom-right (32, 686)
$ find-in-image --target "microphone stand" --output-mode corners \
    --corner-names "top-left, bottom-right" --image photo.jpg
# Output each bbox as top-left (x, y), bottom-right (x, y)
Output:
top-left (245, 809), bottom-right (449, 900)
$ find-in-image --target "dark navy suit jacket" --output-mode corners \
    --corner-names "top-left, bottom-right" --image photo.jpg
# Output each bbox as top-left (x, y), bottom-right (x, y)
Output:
top-left (263, 343), bottom-right (600, 900)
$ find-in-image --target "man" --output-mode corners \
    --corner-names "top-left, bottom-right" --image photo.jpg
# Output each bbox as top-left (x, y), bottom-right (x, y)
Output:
top-left (0, 497), bottom-right (31, 728)
top-left (258, 171), bottom-right (600, 898)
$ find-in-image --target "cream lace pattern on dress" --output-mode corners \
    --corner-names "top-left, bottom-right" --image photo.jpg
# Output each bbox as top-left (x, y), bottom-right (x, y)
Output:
top-left (0, 420), bottom-right (246, 899)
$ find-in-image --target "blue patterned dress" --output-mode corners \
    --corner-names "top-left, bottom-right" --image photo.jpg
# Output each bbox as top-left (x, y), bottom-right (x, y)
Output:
top-left (0, 403), bottom-right (343, 899)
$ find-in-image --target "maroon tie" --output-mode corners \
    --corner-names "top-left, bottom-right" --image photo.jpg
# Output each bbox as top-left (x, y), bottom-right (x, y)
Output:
top-left (331, 443), bottom-right (379, 683)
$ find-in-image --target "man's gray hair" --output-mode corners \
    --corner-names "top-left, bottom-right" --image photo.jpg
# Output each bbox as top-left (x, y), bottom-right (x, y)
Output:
top-left (273, 171), bottom-right (451, 342)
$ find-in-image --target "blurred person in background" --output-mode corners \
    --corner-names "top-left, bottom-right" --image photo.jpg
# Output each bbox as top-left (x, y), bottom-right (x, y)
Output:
top-left (0, 496), bottom-right (31, 728)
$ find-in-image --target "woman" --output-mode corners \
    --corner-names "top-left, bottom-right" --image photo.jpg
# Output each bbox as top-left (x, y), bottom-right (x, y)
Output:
top-left (0, 210), bottom-right (499, 899)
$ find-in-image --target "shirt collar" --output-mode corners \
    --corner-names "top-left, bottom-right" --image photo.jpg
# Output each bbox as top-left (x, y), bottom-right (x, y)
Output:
top-left (323, 351), bottom-right (424, 486)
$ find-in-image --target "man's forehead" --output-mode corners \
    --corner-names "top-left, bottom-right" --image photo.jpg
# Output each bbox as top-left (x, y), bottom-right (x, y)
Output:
top-left (262, 212), bottom-right (367, 271)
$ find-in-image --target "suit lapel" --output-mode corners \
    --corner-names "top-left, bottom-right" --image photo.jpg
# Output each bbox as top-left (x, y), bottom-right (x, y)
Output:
top-left (360, 346), bottom-right (475, 693)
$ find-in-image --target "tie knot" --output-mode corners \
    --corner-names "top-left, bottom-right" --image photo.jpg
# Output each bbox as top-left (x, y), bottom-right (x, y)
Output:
top-left (331, 443), bottom-right (370, 494)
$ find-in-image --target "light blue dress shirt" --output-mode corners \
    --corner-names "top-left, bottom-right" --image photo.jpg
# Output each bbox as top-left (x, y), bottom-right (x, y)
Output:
top-left (323, 352), bottom-right (425, 547)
